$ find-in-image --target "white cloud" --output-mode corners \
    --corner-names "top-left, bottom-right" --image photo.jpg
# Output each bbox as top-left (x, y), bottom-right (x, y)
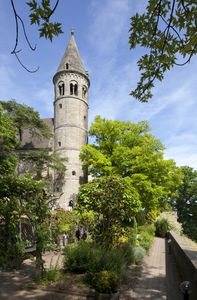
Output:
top-left (88, 0), bottom-right (130, 56)
top-left (165, 145), bottom-right (197, 169)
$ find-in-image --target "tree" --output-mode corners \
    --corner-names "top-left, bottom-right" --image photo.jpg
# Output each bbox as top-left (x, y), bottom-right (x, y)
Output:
top-left (77, 175), bottom-right (141, 246)
top-left (0, 100), bottom-right (51, 142)
top-left (80, 116), bottom-right (182, 218)
top-left (0, 174), bottom-right (52, 277)
top-left (0, 100), bottom-right (66, 273)
top-left (129, 0), bottom-right (197, 102)
top-left (0, 104), bottom-right (18, 175)
top-left (172, 166), bottom-right (197, 241)
top-left (0, 100), bottom-right (66, 186)
top-left (10, 0), bottom-right (62, 72)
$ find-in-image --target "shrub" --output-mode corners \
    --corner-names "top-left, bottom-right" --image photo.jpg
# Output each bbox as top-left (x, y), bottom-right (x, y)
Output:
top-left (64, 240), bottom-right (93, 272)
top-left (92, 270), bottom-right (120, 293)
top-left (89, 246), bottom-right (128, 281)
top-left (138, 224), bottom-right (155, 236)
top-left (64, 240), bottom-right (134, 281)
top-left (138, 231), bottom-right (154, 251)
top-left (155, 218), bottom-right (171, 238)
top-left (44, 269), bottom-right (62, 282)
top-left (132, 246), bottom-right (146, 265)
top-left (137, 224), bottom-right (155, 251)
top-left (43, 254), bottom-right (62, 283)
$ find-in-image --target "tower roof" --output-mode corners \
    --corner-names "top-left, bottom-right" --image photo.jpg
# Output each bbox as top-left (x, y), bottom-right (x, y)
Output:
top-left (56, 32), bottom-right (87, 75)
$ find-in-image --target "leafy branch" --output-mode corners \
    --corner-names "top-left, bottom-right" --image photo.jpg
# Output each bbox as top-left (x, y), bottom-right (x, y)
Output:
top-left (129, 0), bottom-right (197, 102)
top-left (10, 0), bottom-right (63, 72)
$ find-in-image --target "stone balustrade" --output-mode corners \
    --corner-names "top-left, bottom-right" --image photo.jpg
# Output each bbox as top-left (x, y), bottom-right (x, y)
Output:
top-left (169, 231), bottom-right (197, 300)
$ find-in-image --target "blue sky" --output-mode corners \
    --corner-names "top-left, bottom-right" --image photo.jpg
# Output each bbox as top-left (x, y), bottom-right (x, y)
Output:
top-left (0, 0), bottom-right (196, 169)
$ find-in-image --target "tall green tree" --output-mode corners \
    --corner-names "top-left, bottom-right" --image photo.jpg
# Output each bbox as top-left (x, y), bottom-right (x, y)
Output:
top-left (0, 100), bottom-right (66, 273)
top-left (129, 0), bottom-right (197, 102)
top-left (0, 100), bottom-right (51, 142)
top-left (0, 105), bottom-right (18, 174)
top-left (0, 174), bottom-right (51, 276)
top-left (77, 175), bottom-right (141, 246)
top-left (173, 166), bottom-right (197, 241)
top-left (0, 100), bottom-right (66, 184)
top-left (80, 116), bottom-right (182, 218)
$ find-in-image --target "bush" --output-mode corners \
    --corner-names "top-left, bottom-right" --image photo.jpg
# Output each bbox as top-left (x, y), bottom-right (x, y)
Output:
top-left (64, 240), bottom-right (93, 272)
top-left (155, 218), bottom-right (171, 238)
top-left (64, 240), bottom-right (134, 281)
top-left (42, 254), bottom-right (62, 283)
top-left (138, 224), bottom-right (155, 236)
top-left (44, 269), bottom-right (62, 282)
top-left (137, 224), bottom-right (155, 251)
top-left (132, 246), bottom-right (146, 265)
top-left (138, 231), bottom-right (154, 251)
top-left (91, 270), bottom-right (120, 293)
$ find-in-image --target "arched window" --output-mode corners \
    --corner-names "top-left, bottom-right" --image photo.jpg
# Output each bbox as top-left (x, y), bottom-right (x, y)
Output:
top-left (70, 81), bottom-right (78, 96)
top-left (74, 84), bottom-right (78, 96)
top-left (82, 86), bottom-right (87, 98)
top-left (58, 81), bottom-right (65, 96)
top-left (70, 83), bottom-right (73, 95)
top-left (66, 63), bottom-right (69, 70)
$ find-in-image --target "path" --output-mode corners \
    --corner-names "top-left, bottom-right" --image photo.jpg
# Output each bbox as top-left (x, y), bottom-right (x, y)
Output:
top-left (120, 237), bottom-right (182, 299)
top-left (0, 238), bottom-right (183, 299)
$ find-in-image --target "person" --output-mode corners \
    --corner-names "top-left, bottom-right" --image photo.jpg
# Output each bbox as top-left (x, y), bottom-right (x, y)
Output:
top-left (62, 233), bottom-right (67, 246)
top-left (75, 226), bottom-right (88, 240)
top-left (75, 227), bottom-right (81, 241)
top-left (69, 199), bottom-right (74, 208)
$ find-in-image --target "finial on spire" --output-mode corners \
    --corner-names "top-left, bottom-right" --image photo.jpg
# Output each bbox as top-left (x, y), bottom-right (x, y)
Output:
top-left (71, 28), bottom-right (75, 35)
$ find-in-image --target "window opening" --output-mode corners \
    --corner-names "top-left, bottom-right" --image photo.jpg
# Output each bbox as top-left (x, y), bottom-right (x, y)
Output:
top-left (66, 63), bottom-right (69, 70)
top-left (59, 103), bottom-right (62, 108)
top-left (72, 170), bottom-right (76, 175)
top-left (70, 83), bottom-right (73, 95)
top-left (70, 82), bottom-right (78, 96)
top-left (74, 84), bottom-right (78, 96)
top-left (82, 86), bottom-right (87, 98)
top-left (58, 81), bottom-right (65, 96)
top-left (58, 141), bottom-right (61, 147)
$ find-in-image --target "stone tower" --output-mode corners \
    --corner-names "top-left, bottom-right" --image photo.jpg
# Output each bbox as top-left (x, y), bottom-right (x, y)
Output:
top-left (53, 31), bottom-right (90, 209)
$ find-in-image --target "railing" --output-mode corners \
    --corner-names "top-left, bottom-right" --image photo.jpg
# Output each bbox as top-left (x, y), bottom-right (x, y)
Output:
top-left (168, 231), bottom-right (197, 300)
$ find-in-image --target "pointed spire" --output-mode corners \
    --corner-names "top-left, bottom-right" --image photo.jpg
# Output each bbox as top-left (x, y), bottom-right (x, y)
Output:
top-left (56, 31), bottom-right (86, 75)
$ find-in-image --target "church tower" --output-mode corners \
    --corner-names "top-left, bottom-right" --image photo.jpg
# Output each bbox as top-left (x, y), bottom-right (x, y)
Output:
top-left (53, 31), bottom-right (90, 208)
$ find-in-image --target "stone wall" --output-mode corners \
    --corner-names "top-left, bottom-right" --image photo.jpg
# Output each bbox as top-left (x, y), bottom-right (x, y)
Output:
top-left (169, 231), bottom-right (197, 300)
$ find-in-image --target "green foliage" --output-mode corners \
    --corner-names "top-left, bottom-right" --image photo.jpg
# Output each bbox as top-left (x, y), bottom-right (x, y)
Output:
top-left (138, 224), bottom-right (156, 236)
top-left (129, 0), bottom-right (197, 101)
top-left (50, 209), bottom-right (78, 246)
top-left (44, 269), bottom-right (62, 282)
top-left (0, 194), bottom-right (24, 270)
top-left (64, 240), bottom-right (134, 281)
top-left (0, 175), bottom-right (51, 271)
top-left (0, 100), bottom-right (66, 275)
top-left (80, 116), bottom-right (182, 219)
top-left (42, 255), bottom-right (62, 283)
top-left (27, 0), bottom-right (63, 41)
top-left (91, 271), bottom-right (120, 293)
top-left (137, 224), bottom-right (155, 251)
top-left (0, 105), bottom-right (18, 174)
top-left (77, 175), bottom-right (141, 246)
top-left (64, 240), bottom-right (94, 273)
top-left (132, 246), bottom-right (146, 265)
top-left (172, 166), bottom-right (197, 241)
top-left (155, 218), bottom-right (171, 237)
top-left (0, 100), bottom-right (52, 142)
